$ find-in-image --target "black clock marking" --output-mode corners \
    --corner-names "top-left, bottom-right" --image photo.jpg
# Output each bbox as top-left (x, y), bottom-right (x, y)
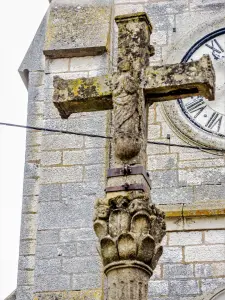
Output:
top-left (205, 112), bottom-right (223, 132)
top-left (186, 97), bottom-right (207, 118)
top-left (205, 38), bottom-right (224, 60)
top-left (178, 27), bottom-right (225, 138)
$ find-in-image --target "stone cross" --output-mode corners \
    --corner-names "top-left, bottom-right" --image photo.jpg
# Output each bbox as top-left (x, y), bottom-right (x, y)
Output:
top-left (53, 13), bottom-right (215, 300)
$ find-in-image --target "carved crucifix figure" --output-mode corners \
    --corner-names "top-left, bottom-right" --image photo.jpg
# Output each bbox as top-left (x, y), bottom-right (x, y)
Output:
top-left (53, 13), bottom-right (215, 300)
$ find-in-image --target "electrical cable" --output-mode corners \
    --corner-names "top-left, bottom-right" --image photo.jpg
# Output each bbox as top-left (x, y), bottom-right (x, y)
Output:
top-left (0, 121), bottom-right (224, 154)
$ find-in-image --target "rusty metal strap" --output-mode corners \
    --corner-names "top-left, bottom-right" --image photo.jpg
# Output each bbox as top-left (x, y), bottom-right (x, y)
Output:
top-left (105, 183), bottom-right (148, 193)
top-left (107, 165), bottom-right (151, 187)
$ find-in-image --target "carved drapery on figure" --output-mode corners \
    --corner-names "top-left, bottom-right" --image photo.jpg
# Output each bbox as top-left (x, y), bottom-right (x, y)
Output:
top-left (112, 14), bottom-right (154, 166)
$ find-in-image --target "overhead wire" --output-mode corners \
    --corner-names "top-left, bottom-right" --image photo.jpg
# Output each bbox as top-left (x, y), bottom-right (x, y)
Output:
top-left (0, 121), bottom-right (224, 154)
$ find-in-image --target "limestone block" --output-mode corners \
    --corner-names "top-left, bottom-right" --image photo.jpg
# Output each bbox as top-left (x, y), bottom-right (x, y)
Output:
top-left (194, 184), bottom-right (225, 202)
top-left (169, 280), bottom-right (200, 296)
top-left (169, 231), bottom-right (202, 246)
top-left (22, 196), bottom-right (38, 213)
top-left (150, 170), bottom-right (178, 189)
top-left (84, 164), bottom-right (105, 182)
top-left (145, 0), bottom-right (189, 16)
top-left (70, 54), bottom-right (107, 72)
top-left (29, 72), bottom-right (44, 87)
top-left (148, 154), bottom-right (178, 170)
top-left (41, 134), bottom-right (83, 151)
top-left (63, 148), bottom-right (105, 165)
top-left (38, 201), bottom-right (93, 229)
top-left (151, 186), bottom-right (194, 205)
top-left (195, 264), bottom-right (213, 278)
top-left (44, 0), bottom-right (112, 58)
top-left (185, 245), bottom-right (225, 262)
top-left (190, 0), bottom-right (225, 11)
top-left (19, 240), bottom-right (36, 256)
top-left (147, 140), bottom-right (169, 155)
top-left (40, 166), bottom-right (83, 183)
top-left (148, 124), bottom-right (161, 140)
top-left (36, 229), bottom-right (59, 244)
top-left (35, 258), bottom-right (61, 276)
top-left (179, 168), bottom-right (225, 186)
top-left (62, 182), bottom-right (105, 203)
top-left (205, 230), bottom-right (225, 244)
top-left (20, 214), bottom-right (37, 240)
top-left (60, 228), bottom-right (96, 242)
top-left (62, 256), bottom-right (101, 274)
top-left (16, 286), bottom-right (33, 300)
top-left (72, 273), bottom-right (101, 290)
top-left (77, 240), bottom-right (99, 256)
top-left (17, 270), bottom-right (34, 286)
top-left (163, 264), bottom-right (194, 279)
top-left (201, 278), bottom-right (225, 293)
top-left (41, 151), bottom-right (62, 166)
top-left (159, 247), bottom-right (183, 263)
top-left (18, 255), bottom-right (35, 270)
top-left (45, 58), bottom-right (69, 73)
top-left (148, 280), bottom-right (169, 296)
top-left (39, 184), bottom-right (61, 202)
top-left (35, 274), bottom-right (70, 292)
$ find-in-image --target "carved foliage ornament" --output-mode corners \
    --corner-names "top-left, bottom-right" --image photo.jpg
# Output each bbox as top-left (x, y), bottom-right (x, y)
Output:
top-left (93, 193), bottom-right (166, 272)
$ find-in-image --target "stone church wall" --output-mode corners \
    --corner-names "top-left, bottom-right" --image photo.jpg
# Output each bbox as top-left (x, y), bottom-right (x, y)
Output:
top-left (16, 0), bottom-right (225, 299)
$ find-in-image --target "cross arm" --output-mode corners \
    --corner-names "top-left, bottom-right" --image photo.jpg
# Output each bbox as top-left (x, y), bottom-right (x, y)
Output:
top-left (143, 55), bottom-right (215, 103)
top-left (53, 75), bottom-right (113, 118)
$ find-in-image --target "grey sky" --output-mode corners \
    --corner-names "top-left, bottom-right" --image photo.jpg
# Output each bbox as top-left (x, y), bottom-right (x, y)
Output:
top-left (0, 1), bottom-right (48, 299)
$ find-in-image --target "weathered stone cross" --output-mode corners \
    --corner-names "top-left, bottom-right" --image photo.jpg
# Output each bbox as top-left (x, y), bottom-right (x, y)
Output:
top-left (53, 13), bottom-right (215, 300)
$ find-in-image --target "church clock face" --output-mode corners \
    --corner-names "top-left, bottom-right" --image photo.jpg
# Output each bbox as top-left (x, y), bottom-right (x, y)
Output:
top-left (178, 28), bottom-right (225, 137)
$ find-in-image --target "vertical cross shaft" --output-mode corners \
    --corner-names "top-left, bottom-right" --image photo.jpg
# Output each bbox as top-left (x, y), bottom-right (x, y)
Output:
top-left (113, 13), bottom-right (153, 167)
top-left (94, 13), bottom-right (166, 300)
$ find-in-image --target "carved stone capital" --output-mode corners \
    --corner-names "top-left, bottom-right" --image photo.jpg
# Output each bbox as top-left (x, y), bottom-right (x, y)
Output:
top-left (93, 193), bottom-right (166, 272)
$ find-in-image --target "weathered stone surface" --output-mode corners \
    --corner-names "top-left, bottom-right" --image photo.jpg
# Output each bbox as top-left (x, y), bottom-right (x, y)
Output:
top-left (35, 259), bottom-right (61, 276)
top-left (19, 13), bottom-right (48, 87)
top-left (53, 75), bottom-right (113, 118)
top-left (151, 186), bottom-right (194, 204)
top-left (35, 274), bottom-right (70, 292)
top-left (205, 230), bottom-right (225, 244)
top-left (185, 245), bottom-right (225, 262)
top-left (148, 280), bottom-right (169, 296)
top-left (38, 201), bottom-right (93, 230)
top-left (143, 55), bottom-right (215, 102)
top-left (72, 273), bottom-right (101, 290)
top-left (94, 193), bottom-right (166, 269)
top-left (44, 0), bottom-right (112, 58)
top-left (169, 231), bottom-right (202, 246)
top-left (34, 290), bottom-right (102, 300)
top-left (36, 230), bottom-right (59, 244)
top-left (60, 228), bottom-right (95, 242)
top-left (169, 280), bottom-right (200, 296)
top-left (163, 264), bottom-right (194, 279)
top-left (62, 256), bottom-right (101, 274)
top-left (160, 247), bottom-right (183, 263)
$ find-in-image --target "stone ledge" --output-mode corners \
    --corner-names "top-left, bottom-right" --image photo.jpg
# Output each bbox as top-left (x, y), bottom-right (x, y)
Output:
top-left (44, 0), bottom-right (112, 58)
top-left (34, 289), bottom-right (102, 300)
top-left (160, 200), bottom-right (225, 218)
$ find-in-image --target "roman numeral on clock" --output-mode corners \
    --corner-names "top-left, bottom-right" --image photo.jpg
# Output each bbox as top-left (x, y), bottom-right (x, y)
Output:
top-left (205, 38), bottom-right (224, 59)
top-left (205, 112), bottom-right (223, 132)
top-left (186, 98), bottom-right (206, 118)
